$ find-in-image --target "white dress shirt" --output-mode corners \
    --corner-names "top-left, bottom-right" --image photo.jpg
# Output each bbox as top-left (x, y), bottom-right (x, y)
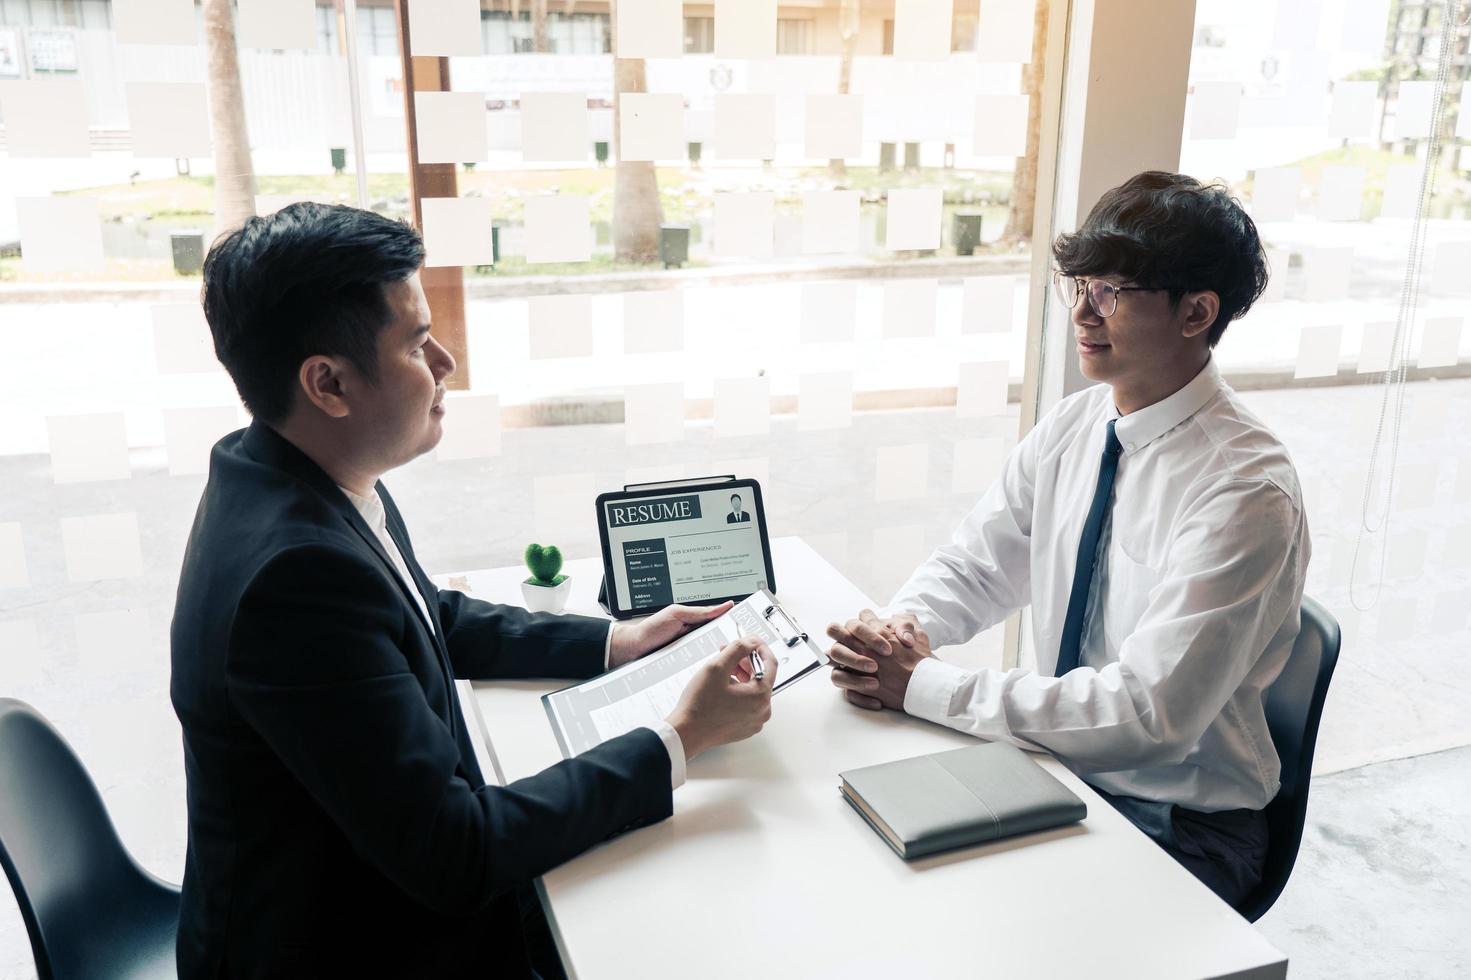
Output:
top-left (339, 485), bottom-right (686, 788)
top-left (892, 358), bottom-right (1309, 812)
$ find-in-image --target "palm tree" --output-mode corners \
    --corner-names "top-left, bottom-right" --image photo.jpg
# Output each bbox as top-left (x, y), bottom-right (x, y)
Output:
top-left (1002, 0), bottom-right (1049, 244)
top-left (532, 0), bottom-right (549, 53)
top-left (830, 0), bottom-right (858, 177)
top-left (202, 0), bottom-right (257, 233)
top-left (610, 0), bottom-right (663, 263)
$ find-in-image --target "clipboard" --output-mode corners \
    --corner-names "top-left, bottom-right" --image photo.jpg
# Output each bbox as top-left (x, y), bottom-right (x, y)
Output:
top-left (541, 589), bottom-right (827, 759)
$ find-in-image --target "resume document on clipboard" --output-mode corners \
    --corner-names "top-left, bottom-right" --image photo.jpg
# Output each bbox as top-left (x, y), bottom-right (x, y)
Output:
top-left (543, 591), bottom-right (826, 758)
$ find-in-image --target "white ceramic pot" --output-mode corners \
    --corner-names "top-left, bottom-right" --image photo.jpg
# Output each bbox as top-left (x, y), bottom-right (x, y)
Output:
top-left (520, 576), bottom-right (572, 614)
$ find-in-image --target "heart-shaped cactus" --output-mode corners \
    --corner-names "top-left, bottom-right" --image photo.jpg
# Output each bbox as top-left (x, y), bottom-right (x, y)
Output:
top-left (524, 543), bottom-right (565, 586)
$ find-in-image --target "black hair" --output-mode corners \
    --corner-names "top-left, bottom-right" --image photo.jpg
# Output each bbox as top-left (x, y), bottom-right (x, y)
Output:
top-left (731, 494), bottom-right (742, 503)
top-left (1051, 171), bottom-right (1268, 347)
top-left (201, 202), bottom-right (426, 423)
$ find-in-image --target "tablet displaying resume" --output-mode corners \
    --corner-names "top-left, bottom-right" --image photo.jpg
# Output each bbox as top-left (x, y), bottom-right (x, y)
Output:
top-left (595, 478), bottom-right (775, 619)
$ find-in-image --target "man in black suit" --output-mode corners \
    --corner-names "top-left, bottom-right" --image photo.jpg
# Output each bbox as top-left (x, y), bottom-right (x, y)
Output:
top-left (726, 493), bottom-right (751, 523)
top-left (170, 203), bottom-right (776, 978)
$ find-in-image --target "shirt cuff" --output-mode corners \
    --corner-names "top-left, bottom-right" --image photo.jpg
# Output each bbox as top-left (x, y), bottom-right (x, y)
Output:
top-left (603, 622), bottom-right (615, 671)
top-left (903, 656), bottom-right (971, 725)
top-left (650, 721), bottom-right (687, 790)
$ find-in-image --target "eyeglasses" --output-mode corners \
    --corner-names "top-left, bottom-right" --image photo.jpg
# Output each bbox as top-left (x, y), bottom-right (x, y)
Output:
top-left (1052, 271), bottom-right (1159, 319)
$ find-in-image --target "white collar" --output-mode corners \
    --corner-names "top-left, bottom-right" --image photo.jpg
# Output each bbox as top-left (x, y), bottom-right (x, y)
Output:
top-left (1109, 358), bottom-right (1223, 454)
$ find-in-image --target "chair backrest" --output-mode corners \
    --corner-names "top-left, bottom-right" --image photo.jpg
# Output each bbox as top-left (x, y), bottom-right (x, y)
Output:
top-left (0, 699), bottom-right (149, 978)
top-left (1238, 596), bottom-right (1341, 921)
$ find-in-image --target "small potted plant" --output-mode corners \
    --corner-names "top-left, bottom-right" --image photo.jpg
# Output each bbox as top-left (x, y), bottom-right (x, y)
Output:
top-left (520, 543), bottom-right (572, 614)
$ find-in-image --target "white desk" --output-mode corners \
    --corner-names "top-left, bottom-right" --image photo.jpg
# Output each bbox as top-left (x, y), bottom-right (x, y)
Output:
top-left (446, 537), bottom-right (1288, 980)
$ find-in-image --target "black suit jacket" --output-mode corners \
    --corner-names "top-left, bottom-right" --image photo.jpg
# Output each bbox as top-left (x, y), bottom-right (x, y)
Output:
top-left (170, 422), bottom-right (673, 978)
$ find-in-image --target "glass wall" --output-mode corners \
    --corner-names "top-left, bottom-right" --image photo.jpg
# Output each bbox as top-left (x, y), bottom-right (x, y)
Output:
top-left (1177, 0), bottom-right (1470, 775)
top-left (0, 1), bottom-right (1054, 974)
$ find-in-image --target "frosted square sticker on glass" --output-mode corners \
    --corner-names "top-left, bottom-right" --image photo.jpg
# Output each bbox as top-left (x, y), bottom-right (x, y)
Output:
top-left (957, 361), bottom-right (1010, 418)
top-left (875, 444), bottom-right (930, 502)
top-left (47, 414), bottom-right (131, 484)
top-left (619, 93), bottom-right (685, 162)
top-left (408, 0), bottom-right (482, 56)
top-left (435, 394), bottom-right (502, 461)
top-left (952, 437), bottom-right (1007, 494)
top-left (1294, 325), bottom-right (1342, 379)
top-left (624, 290), bottom-right (684, 353)
top-left (624, 383), bottom-right (685, 446)
top-left (801, 190), bottom-right (860, 255)
top-left (415, 92), bottom-right (488, 165)
top-left (17, 198), bottom-right (104, 274)
top-left (1430, 590), bottom-right (1471, 635)
top-left (714, 377), bottom-right (770, 439)
top-left (715, 0), bottom-right (776, 58)
top-left (1380, 164), bottom-right (1420, 221)
top-left (976, 0), bottom-right (1036, 63)
top-left (714, 191), bottom-right (775, 259)
top-left (0, 80), bottom-right (89, 157)
top-left (1189, 82), bottom-right (1242, 140)
top-left (0, 524), bottom-right (28, 590)
top-left (75, 610), bottom-right (151, 675)
top-left (1394, 81), bottom-right (1435, 139)
top-left (616, 0), bottom-right (682, 58)
top-left (153, 303), bottom-right (219, 374)
top-left (882, 279), bottom-right (938, 339)
top-left (1358, 321), bottom-right (1396, 374)
top-left (528, 295), bottom-right (594, 359)
top-left (525, 195), bottom-right (592, 264)
top-left (163, 406), bottom-right (238, 476)
top-left (1318, 166), bottom-right (1365, 222)
top-left (893, 0), bottom-right (951, 61)
top-left (973, 94), bottom-right (1029, 157)
top-left (1260, 247), bottom-right (1289, 303)
top-left (1251, 167), bottom-right (1300, 223)
top-left (520, 93), bottom-right (590, 163)
top-left (714, 94), bottom-right (776, 161)
top-left (533, 474), bottom-right (597, 541)
top-left (798, 372), bottom-right (853, 432)
top-left (1375, 597), bottom-right (1418, 643)
top-left (0, 620), bottom-right (43, 686)
top-left (238, 0), bottom-right (316, 49)
top-left (1430, 242), bottom-right (1471, 294)
top-left (1303, 247), bottom-right (1352, 302)
top-left (421, 197), bottom-right (495, 268)
top-left (713, 456), bottom-right (770, 490)
top-left (1386, 529), bottom-right (1429, 580)
top-left (1328, 81), bottom-right (1376, 139)
top-left (126, 82), bottom-right (210, 158)
top-left (1392, 462), bottom-right (1438, 512)
top-left (962, 276), bottom-right (1016, 334)
top-left (113, 0), bottom-right (196, 44)
top-left (805, 94), bottom-right (863, 160)
top-left (886, 188), bottom-right (942, 251)
top-left (801, 282), bottom-right (857, 343)
top-left (1418, 317), bottom-right (1462, 369)
top-left (61, 513), bottom-right (144, 583)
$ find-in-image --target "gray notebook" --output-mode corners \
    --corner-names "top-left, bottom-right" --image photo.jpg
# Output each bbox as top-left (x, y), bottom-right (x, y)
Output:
top-left (840, 742), bottom-right (1087, 860)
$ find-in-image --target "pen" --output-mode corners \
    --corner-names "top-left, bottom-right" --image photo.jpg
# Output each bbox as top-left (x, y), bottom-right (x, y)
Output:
top-left (751, 649), bottom-right (765, 681)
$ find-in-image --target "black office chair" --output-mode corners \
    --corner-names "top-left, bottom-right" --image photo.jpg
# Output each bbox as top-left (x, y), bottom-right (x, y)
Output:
top-left (0, 699), bottom-right (180, 979)
top-left (1234, 596), bottom-right (1341, 923)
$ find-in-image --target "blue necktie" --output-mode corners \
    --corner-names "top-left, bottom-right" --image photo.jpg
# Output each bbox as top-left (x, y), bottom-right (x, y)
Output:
top-left (1055, 419), bottom-right (1123, 677)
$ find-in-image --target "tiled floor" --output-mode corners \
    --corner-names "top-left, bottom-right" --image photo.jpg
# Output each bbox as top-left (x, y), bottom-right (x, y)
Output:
top-left (2, 378), bottom-right (1468, 978)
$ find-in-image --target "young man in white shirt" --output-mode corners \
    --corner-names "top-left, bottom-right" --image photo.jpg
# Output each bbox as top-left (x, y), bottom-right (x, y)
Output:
top-left (825, 171), bottom-right (1309, 906)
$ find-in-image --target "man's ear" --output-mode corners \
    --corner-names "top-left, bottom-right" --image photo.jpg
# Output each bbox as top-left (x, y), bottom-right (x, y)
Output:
top-left (1179, 290), bottom-right (1220, 342)
top-left (298, 355), bottom-right (352, 419)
